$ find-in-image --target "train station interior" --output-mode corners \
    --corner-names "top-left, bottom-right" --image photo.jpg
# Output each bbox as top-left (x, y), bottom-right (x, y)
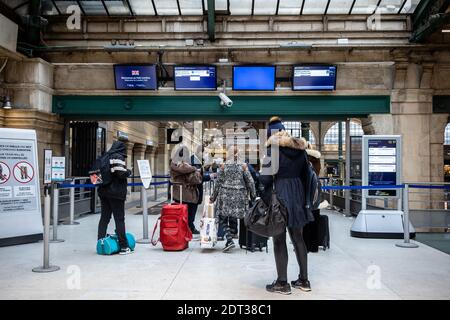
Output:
top-left (1, 0), bottom-right (450, 301)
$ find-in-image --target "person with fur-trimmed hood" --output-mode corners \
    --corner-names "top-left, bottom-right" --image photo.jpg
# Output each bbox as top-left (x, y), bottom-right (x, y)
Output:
top-left (260, 116), bottom-right (313, 295)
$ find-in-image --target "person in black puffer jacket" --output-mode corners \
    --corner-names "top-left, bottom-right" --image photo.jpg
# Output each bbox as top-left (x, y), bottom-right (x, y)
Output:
top-left (97, 140), bottom-right (132, 255)
top-left (260, 117), bottom-right (314, 295)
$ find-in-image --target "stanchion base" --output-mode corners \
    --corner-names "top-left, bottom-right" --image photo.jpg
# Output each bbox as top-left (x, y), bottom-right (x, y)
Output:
top-left (49, 239), bottom-right (65, 243)
top-left (32, 265), bottom-right (60, 273)
top-left (61, 221), bottom-right (80, 225)
top-left (395, 242), bottom-right (419, 248)
top-left (136, 238), bottom-right (152, 244)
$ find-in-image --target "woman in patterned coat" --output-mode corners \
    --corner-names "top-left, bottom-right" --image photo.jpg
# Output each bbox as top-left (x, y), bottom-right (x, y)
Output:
top-left (210, 147), bottom-right (256, 252)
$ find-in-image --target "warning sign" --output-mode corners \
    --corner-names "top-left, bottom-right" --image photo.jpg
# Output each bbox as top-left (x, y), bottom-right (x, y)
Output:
top-left (13, 161), bottom-right (34, 184)
top-left (0, 161), bottom-right (11, 184)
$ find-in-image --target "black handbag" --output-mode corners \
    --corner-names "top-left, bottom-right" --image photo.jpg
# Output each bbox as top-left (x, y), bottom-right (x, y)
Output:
top-left (244, 177), bottom-right (288, 238)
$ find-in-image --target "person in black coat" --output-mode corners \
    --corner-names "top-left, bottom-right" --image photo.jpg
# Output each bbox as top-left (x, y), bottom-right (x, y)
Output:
top-left (260, 117), bottom-right (314, 295)
top-left (97, 140), bottom-right (132, 255)
top-left (303, 144), bottom-right (322, 253)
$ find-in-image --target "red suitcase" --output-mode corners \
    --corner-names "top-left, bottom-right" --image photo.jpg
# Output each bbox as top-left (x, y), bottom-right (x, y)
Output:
top-left (151, 185), bottom-right (192, 251)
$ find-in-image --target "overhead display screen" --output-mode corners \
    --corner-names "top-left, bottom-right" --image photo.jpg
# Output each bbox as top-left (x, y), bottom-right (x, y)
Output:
top-left (367, 139), bottom-right (397, 197)
top-left (232, 66), bottom-right (276, 91)
top-left (174, 65), bottom-right (217, 91)
top-left (114, 64), bottom-right (157, 90)
top-left (293, 65), bottom-right (336, 91)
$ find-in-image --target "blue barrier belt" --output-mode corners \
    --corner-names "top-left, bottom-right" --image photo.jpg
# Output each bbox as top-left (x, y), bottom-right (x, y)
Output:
top-left (321, 185), bottom-right (405, 190)
top-left (58, 181), bottom-right (170, 189)
top-left (408, 185), bottom-right (450, 189)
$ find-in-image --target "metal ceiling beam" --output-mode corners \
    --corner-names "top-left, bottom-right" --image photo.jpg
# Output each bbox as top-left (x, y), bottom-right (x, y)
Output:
top-left (349, 0), bottom-right (356, 14)
top-left (151, 0), bottom-right (158, 16)
top-left (176, 0), bottom-right (181, 15)
top-left (324, 0), bottom-right (331, 15)
top-left (300, 0), bottom-right (305, 15)
top-left (275, 0), bottom-right (280, 15)
top-left (227, 0), bottom-right (230, 15)
top-left (75, 0), bottom-right (86, 15)
top-left (251, 0), bottom-right (255, 16)
top-left (100, 0), bottom-right (109, 16)
top-left (373, 0), bottom-right (382, 15)
top-left (410, 0), bottom-right (450, 42)
top-left (51, 0), bottom-right (61, 15)
top-left (207, 0), bottom-right (215, 41)
top-left (398, 0), bottom-right (407, 14)
top-left (201, 0), bottom-right (205, 14)
top-left (124, 0), bottom-right (134, 16)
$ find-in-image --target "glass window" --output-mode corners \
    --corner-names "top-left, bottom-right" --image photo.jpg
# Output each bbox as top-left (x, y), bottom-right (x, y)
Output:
top-left (351, 0), bottom-right (379, 14)
top-left (180, 0), bottom-right (203, 15)
top-left (54, 1), bottom-right (79, 14)
top-left (324, 121), bottom-right (364, 145)
top-left (309, 130), bottom-right (316, 145)
top-left (400, 0), bottom-right (421, 14)
top-left (327, 0), bottom-right (354, 14)
top-left (129, 0), bottom-right (156, 15)
top-left (105, 1), bottom-right (131, 15)
top-left (378, 0), bottom-right (405, 14)
top-left (42, 0), bottom-right (60, 15)
top-left (445, 123), bottom-right (450, 145)
top-left (284, 121), bottom-right (301, 138)
top-left (154, 0), bottom-right (179, 15)
top-left (80, 1), bottom-right (107, 15)
top-left (254, 0), bottom-right (277, 15)
top-left (302, 0), bottom-right (328, 14)
top-left (230, 0), bottom-right (252, 15)
top-left (278, 0), bottom-right (302, 15)
top-left (205, 0), bottom-right (228, 11)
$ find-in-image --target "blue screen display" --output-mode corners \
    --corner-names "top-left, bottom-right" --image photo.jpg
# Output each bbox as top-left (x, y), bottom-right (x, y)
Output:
top-left (367, 139), bottom-right (397, 197)
top-left (174, 66), bottom-right (217, 90)
top-left (114, 65), bottom-right (157, 90)
top-left (293, 65), bottom-right (336, 91)
top-left (233, 66), bottom-right (276, 91)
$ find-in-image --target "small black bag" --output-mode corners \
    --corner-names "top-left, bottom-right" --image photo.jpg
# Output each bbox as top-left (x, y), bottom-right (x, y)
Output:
top-left (244, 178), bottom-right (287, 238)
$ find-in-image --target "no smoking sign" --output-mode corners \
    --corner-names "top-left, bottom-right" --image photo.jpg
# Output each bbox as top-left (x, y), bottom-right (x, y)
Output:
top-left (13, 161), bottom-right (34, 184)
top-left (0, 162), bottom-right (11, 184)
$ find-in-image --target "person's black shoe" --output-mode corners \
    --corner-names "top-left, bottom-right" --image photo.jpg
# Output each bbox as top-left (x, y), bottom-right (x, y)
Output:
top-left (223, 240), bottom-right (235, 252)
top-left (266, 280), bottom-right (291, 295)
top-left (291, 279), bottom-right (311, 292)
top-left (192, 229), bottom-right (200, 235)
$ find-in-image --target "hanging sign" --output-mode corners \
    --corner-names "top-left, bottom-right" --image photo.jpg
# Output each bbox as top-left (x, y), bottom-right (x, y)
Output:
top-left (0, 128), bottom-right (43, 244)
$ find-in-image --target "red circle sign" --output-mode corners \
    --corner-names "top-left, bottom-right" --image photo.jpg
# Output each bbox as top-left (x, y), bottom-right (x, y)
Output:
top-left (13, 161), bottom-right (35, 184)
top-left (0, 161), bottom-right (11, 184)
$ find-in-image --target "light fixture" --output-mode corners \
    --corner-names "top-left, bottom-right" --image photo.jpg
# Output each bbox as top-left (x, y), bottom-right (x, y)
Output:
top-left (2, 95), bottom-right (12, 109)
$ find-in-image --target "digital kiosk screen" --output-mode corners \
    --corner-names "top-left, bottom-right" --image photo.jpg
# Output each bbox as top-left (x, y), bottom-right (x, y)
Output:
top-left (174, 66), bottom-right (217, 91)
top-left (367, 139), bottom-right (397, 197)
top-left (293, 65), bottom-right (336, 91)
top-left (232, 66), bottom-right (276, 91)
top-left (114, 65), bottom-right (157, 90)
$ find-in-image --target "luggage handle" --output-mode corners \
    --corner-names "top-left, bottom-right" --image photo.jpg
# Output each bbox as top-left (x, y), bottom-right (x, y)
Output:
top-left (170, 183), bottom-right (183, 204)
top-left (150, 217), bottom-right (161, 246)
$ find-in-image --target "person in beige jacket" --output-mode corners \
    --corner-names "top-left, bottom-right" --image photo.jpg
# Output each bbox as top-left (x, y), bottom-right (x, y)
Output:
top-left (170, 146), bottom-right (203, 235)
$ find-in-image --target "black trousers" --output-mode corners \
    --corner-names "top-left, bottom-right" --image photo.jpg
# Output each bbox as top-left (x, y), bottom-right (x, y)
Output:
top-left (187, 203), bottom-right (198, 232)
top-left (273, 227), bottom-right (308, 282)
top-left (98, 197), bottom-right (128, 249)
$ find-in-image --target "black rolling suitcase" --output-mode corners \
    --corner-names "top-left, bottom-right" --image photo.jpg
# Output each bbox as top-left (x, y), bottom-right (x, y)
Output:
top-left (318, 215), bottom-right (330, 250)
top-left (239, 218), bottom-right (268, 252)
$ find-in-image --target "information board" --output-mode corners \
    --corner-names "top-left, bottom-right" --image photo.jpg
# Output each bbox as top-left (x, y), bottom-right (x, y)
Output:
top-left (137, 160), bottom-right (152, 189)
top-left (0, 128), bottom-right (43, 244)
top-left (292, 65), bottom-right (336, 91)
top-left (51, 156), bottom-right (66, 182)
top-left (114, 64), bottom-right (157, 90)
top-left (363, 135), bottom-right (401, 198)
top-left (174, 65), bottom-right (217, 91)
top-left (232, 66), bottom-right (276, 91)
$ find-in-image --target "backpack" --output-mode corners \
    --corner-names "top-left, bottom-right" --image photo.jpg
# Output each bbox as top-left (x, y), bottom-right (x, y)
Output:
top-left (304, 152), bottom-right (320, 221)
top-left (89, 153), bottom-right (112, 186)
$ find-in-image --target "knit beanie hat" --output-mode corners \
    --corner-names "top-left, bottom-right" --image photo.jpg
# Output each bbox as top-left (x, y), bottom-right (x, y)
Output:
top-left (267, 116), bottom-right (286, 138)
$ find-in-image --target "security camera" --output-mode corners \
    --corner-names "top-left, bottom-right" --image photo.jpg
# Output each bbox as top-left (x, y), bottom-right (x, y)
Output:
top-left (219, 92), bottom-right (233, 108)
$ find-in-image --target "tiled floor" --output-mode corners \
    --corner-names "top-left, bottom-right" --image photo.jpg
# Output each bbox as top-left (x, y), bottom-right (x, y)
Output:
top-left (1, 206), bottom-right (449, 300)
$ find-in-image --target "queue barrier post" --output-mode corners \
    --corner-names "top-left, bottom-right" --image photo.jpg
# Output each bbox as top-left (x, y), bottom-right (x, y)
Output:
top-left (137, 185), bottom-right (151, 244)
top-left (33, 185), bottom-right (60, 273)
top-left (62, 179), bottom-right (80, 225)
top-left (50, 183), bottom-right (64, 243)
top-left (396, 184), bottom-right (419, 248)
